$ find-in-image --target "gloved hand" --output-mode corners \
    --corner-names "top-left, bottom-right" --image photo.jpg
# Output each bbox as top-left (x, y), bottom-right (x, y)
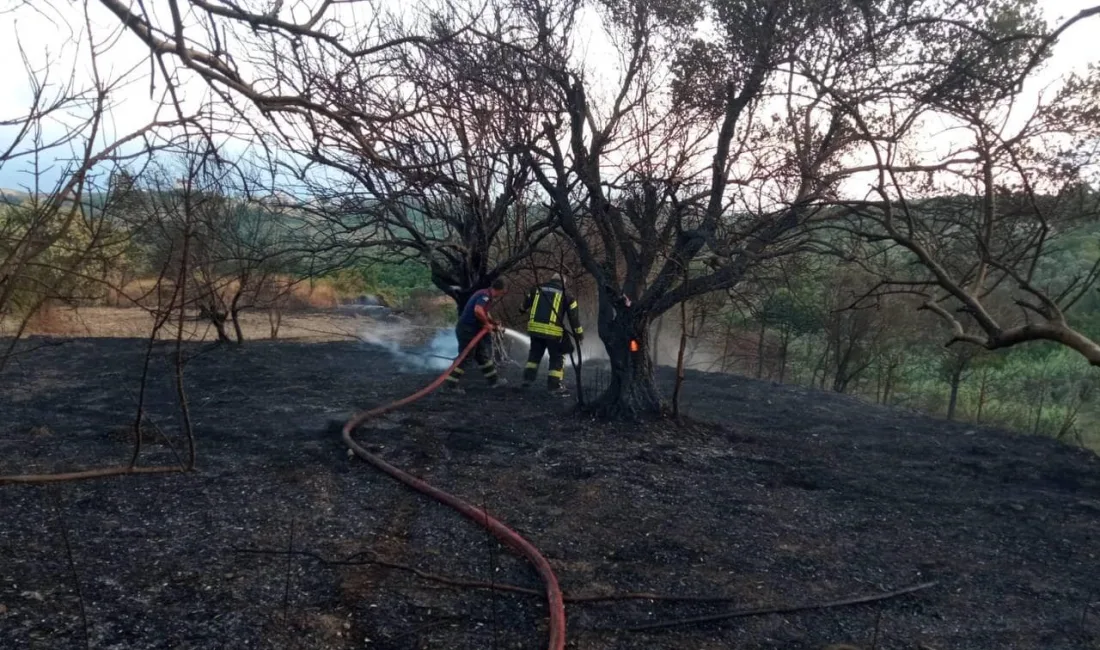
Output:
top-left (575, 332), bottom-right (584, 344)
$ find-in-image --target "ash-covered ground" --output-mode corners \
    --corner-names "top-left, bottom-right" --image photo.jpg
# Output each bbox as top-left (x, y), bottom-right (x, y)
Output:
top-left (1, 334), bottom-right (1098, 649)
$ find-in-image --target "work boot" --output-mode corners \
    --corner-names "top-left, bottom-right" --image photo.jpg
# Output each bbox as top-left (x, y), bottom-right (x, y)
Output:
top-left (522, 366), bottom-right (538, 386)
top-left (549, 384), bottom-right (569, 397)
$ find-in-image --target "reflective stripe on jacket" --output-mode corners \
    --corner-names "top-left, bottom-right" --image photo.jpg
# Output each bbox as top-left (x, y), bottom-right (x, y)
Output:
top-left (521, 280), bottom-right (582, 339)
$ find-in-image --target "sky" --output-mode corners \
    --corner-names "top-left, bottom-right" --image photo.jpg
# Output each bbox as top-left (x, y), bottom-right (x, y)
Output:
top-left (1023, 0), bottom-right (1098, 87)
top-left (0, 0), bottom-right (1098, 193)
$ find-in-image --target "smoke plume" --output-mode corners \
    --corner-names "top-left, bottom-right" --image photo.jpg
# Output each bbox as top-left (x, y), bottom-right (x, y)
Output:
top-left (358, 321), bottom-right (457, 372)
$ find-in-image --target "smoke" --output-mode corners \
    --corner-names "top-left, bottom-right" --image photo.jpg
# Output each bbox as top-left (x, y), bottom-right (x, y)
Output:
top-left (646, 313), bottom-right (732, 372)
top-left (423, 330), bottom-right (459, 367)
top-left (358, 321), bottom-right (457, 372)
top-left (500, 320), bottom-right (724, 370)
top-left (356, 305), bottom-right (729, 374)
top-left (359, 320), bottom-right (621, 373)
top-left (577, 337), bottom-right (608, 362)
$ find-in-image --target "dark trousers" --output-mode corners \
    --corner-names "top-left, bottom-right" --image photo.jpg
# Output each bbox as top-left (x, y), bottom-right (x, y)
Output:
top-left (447, 322), bottom-right (498, 385)
top-left (523, 335), bottom-right (566, 389)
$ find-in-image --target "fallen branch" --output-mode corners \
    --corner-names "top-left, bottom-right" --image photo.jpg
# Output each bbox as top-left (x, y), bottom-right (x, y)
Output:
top-left (0, 465), bottom-right (187, 485)
top-left (51, 487), bottom-right (91, 650)
top-left (234, 547), bottom-right (549, 598)
top-left (622, 581), bottom-right (939, 632)
top-left (231, 547), bottom-right (762, 603)
top-left (0, 338), bottom-right (75, 362)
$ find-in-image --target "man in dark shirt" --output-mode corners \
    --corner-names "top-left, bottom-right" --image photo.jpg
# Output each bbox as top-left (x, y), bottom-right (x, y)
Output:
top-left (445, 278), bottom-right (508, 393)
top-left (520, 274), bottom-right (583, 395)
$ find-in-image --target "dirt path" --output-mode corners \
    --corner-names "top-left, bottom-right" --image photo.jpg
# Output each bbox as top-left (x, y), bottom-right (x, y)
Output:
top-left (1, 337), bottom-right (1097, 649)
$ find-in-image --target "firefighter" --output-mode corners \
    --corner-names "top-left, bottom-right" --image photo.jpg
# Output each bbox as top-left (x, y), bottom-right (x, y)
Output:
top-left (520, 273), bottom-right (583, 394)
top-left (446, 278), bottom-right (508, 393)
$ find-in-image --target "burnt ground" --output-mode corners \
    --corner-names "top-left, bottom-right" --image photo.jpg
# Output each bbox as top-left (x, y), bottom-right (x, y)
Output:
top-left (1, 336), bottom-right (1098, 650)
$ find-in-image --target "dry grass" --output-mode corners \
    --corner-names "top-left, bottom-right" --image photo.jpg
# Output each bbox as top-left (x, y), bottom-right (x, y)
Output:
top-left (1, 274), bottom-right (352, 342)
top-left (7, 306), bottom-right (368, 343)
top-left (23, 302), bottom-right (70, 335)
top-left (116, 278), bottom-right (173, 308)
top-left (3, 275), bottom-right (446, 345)
top-left (117, 276), bottom-right (341, 311)
top-left (289, 280), bottom-right (338, 309)
top-left (5, 277), bottom-right (408, 346)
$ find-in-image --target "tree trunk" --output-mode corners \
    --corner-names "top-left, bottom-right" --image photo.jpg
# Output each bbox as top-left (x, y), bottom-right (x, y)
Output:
top-left (832, 348), bottom-right (850, 393)
top-left (203, 303), bottom-right (231, 343)
top-left (755, 319), bottom-right (766, 379)
top-left (816, 339), bottom-right (832, 390)
top-left (432, 272), bottom-right (476, 318)
top-left (101, 259), bottom-right (110, 304)
top-left (651, 314), bottom-right (664, 368)
top-left (231, 308), bottom-right (244, 344)
top-left (975, 368), bottom-right (989, 423)
top-left (212, 319), bottom-right (230, 343)
top-left (778, 329), bottom-right (790, 384)
top-left (451, 289), bottom-right (473, 316)
top-left (231, 273), bottom-right (252, 344)
top-left (230, 288), bottom-right (245, 345)
top-left (807, 337), bottom-right (819, 385)
top-left (720, 321), bottom-right (733, 373)
top-left (1032, 384), bottom-right (1046, 435)
top-left (1055, 401), bottom-right (1080, 440)
top-left (946, 365), bottom-right (963, 421)
top-left (875, 364), bottom-right (884, 404)
top-left (269, 306), bottom-right (282, 340)
top-left (594, 313), bottom-right (662, 420)
top-left (883, 362), bottom-right (896, 405)
top-left (687, 308), bottom-right (707, 368)
top-left (672, 301), bottom-right (688, 418)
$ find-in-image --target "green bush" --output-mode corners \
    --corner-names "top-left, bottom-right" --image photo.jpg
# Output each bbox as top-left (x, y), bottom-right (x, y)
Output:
top-left (323, 261), bottom-right (434, 306)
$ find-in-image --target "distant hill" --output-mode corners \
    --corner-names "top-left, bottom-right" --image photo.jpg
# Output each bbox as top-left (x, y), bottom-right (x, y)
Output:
top-left (0, 188), bottom-right (28, 204)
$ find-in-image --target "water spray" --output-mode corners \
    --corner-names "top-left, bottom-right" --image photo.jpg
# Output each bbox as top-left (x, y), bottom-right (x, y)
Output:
top-left (502, 327), bottom-right (531, 347)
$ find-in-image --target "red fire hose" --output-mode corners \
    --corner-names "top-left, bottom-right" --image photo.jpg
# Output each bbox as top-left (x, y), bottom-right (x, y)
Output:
top-left (341, 326), bottom-right (566, 650)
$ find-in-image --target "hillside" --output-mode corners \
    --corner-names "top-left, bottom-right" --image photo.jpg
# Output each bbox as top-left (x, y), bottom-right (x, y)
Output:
top-left (0, 188), bottom-right (28, 203)
top-left (0, 335), bottom-right (1098, 649)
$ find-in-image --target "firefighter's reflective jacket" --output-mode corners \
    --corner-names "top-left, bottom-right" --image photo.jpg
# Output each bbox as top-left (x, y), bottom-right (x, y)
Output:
top-left (520, 279), bottom-right (583, 340)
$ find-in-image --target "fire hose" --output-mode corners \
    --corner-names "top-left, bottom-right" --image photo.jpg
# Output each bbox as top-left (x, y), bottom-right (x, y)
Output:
top-left (341, 325), bottom-right (566, 650)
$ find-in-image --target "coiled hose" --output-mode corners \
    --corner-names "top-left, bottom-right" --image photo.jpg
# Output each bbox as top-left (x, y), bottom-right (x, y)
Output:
top-left (342, 325), bottom-right (566, 650)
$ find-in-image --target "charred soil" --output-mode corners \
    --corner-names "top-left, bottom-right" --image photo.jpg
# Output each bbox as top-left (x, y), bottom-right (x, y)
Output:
top-left (1, 336), bottom-right (1098, 649)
